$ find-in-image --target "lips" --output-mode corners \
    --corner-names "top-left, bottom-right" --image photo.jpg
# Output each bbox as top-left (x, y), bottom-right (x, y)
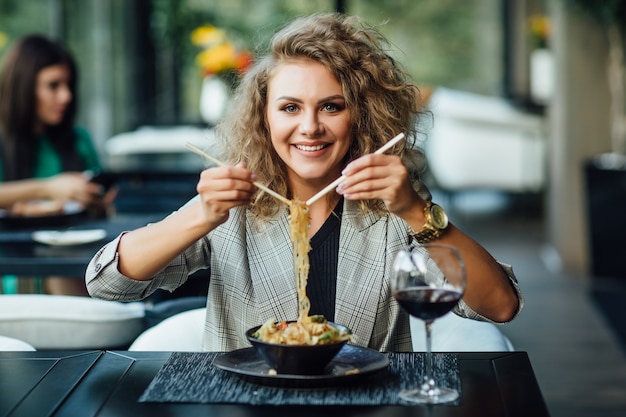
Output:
top-left (294, 143), bottom-right (329, 152)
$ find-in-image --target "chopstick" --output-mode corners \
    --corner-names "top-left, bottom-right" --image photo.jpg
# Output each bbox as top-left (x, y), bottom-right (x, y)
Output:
top-left (305, 133), bottom-right (406, 206)
top-left (184, 143), bottom-right (292, 206)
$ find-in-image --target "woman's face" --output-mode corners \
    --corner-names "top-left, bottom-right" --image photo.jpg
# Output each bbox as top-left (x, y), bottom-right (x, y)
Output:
top-left (266, 59), bottom-right (351, 194)
top-left (35, 64), bottom-right (72, 129)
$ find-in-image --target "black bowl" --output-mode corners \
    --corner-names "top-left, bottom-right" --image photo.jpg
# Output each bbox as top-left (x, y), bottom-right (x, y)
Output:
top-left (245, 321), bottom-right (350, 375)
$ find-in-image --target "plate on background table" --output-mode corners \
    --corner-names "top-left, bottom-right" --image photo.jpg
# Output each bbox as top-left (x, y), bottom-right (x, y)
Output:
top-left (213, 344), bottom-right (389, 388)
top-left (32, 229), bottom-right (107, 246)
top-left (0, 201), bottom-right (85, 230)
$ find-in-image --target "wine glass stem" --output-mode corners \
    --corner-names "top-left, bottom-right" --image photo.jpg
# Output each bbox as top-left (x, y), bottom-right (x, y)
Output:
top-left (423, 320), bottom-right (435, 394)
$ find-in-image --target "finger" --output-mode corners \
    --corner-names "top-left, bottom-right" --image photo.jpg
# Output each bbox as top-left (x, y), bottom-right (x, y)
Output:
top-left (343, 153), bottom-right (393, 175)
top-left (198, 176), bottom-right (257, 195)
top-left (339, 165), bottom-right (399, 192)
top-left (86, 182), bottom-right (105, 196)
top-left (203, 164), bottom-right (255, 180)
top-left (102, 187), bottom-right (119, 205)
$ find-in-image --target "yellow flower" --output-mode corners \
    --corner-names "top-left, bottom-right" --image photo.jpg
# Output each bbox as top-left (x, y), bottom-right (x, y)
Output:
top-left (191, 25), bottom-right (253, 78)
top-left (0, 32), bottom-right (8, 50)
top-left (190, 25), bottom-right (226, 48)
top-left (196, 43), bottom-right (238, 75)
top-left (528, 14), bottom-right (550, 49)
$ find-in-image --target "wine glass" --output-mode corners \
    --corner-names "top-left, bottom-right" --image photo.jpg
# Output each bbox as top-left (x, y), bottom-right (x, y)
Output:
top-left (391, 243), bottom-right (466, 404)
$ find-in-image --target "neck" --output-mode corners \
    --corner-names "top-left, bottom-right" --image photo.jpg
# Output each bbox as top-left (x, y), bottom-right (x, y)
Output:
top-left (307, 194), bottom-right (341, 237)
top-left (34, 121), bottom-right (45, 135)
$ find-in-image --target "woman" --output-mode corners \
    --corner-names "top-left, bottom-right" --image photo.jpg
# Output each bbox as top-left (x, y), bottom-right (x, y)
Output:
top-left (87, 13), bottom-right (523, 351)
top-left (0, 34), bottom-right (112, 295)
top-left (0, 34), bottom-right (107, 212)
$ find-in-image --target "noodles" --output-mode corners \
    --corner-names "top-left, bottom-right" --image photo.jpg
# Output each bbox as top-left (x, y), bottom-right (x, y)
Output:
top-left (289, 198), bottom-right (312, 325)
top-left (253, 315), bottom-right (351, 345)
top-left (252, 198), bottom-right (352, 345)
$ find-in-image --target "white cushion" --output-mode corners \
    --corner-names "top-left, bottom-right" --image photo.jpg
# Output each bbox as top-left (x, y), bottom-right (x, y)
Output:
top-left (411, 312), bottom-right (514, 352)
top-left (0, 335), bottom-right (36, 351)
top-left (424, 87), bottom-right (546, 192)
top-left (129, 308), bottom-right (205, 351)
top-left (0, 294), bottom-right (145, 349)
top-left (128, 307), bottom-right (513, 353)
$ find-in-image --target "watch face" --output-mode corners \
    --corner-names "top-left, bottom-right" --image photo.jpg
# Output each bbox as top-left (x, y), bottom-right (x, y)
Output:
top-left (431, 205), bottom-right (449, 229)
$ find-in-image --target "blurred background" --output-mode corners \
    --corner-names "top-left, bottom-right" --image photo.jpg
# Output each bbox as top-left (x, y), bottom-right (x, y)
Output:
top-left (0, 0), bottom-right (511, 132)
top-left (1, 0), bottom-right (618, 281)
top-left (1, 0), bottom-right (626, 415)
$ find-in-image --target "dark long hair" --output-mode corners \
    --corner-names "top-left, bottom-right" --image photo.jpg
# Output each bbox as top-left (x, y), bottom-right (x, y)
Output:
top-left (0, 34), bottom-right (80, 180)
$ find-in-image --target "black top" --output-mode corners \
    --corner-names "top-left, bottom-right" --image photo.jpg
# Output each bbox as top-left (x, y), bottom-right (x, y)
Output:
top-left (307, 198), bottom-right (343, 321)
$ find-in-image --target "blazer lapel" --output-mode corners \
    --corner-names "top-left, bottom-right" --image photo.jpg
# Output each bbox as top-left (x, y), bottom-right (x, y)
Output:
top-left (247, 209), bottom-right (299, 321)
top-left (335, 201), bottom-right (388, 347)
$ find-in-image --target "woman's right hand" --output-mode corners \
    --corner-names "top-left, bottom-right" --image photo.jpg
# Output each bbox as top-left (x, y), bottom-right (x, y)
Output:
top-left (196, 162), bottom-right (258, 227)
top-left (111, 162), bottom-right (258, 281)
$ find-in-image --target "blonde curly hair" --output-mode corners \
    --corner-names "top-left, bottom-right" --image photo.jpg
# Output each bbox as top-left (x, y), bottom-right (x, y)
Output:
top-left (216, 13), bottom-right (428, 220)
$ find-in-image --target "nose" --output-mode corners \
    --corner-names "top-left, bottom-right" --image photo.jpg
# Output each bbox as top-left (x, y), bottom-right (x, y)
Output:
top-left (298, 110), bottom-right (323, 136)
top-left (58, 84), bottom-right (73, 104)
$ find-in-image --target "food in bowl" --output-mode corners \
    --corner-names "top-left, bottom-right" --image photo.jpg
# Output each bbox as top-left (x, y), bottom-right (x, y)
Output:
top-left (251, 315), bottom-right (352, 345)
top-left (246, 317), bottom-right (352, 375)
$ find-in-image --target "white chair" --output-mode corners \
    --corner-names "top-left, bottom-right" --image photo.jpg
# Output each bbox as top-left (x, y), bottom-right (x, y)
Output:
top-left (411, 312), bottom-right (514, 352)
top-left (0, 294), bottom-right (145, 350)
top-left (424, 87), bottom-right (546, 193)
top-left (129, 308), bottom-right (205, 351)
top-left (129, 307), bottom-right (514, 352)
top-left (0, 335), bottom-right (36, 351)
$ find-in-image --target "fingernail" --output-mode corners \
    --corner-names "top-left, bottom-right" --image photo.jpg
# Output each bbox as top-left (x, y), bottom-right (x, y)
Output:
top-left (336, 182), bottom-right (345, 192)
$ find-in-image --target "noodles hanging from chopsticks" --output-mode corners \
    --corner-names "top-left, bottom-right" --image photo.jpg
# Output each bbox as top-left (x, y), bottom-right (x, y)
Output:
top-left (288, 199), bottom-right (312, 325)
top-left (252, 198), bottom-right (352, 345)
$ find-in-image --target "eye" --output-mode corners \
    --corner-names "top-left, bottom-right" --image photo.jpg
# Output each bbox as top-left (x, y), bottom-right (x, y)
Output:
top-left (282, 104), bottom-right (299, 113)
top-left (322, 102), bottom-right (344, 112)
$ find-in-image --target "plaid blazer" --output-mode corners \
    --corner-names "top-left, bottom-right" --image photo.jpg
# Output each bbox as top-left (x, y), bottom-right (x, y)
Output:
top-left (86, 198), bottom-right (521, 352)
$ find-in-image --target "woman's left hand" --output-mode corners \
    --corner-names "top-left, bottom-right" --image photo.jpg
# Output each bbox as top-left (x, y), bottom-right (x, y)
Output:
top-left (339, 154), bottom-right (520, 323)
top-left (336, 153), bottom-right (424, 218)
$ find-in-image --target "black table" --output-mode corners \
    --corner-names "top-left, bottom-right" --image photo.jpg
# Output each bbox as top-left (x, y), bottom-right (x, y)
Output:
top-left (0, 350), bottom-right (550, 417)
top-left (0, 214), bottom-right (165, 277)
top-left (0, 169), bottom-right (201, 278)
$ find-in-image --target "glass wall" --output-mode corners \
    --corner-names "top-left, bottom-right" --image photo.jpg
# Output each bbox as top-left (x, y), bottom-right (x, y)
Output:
top-left (150, 0), bottom-right (504, 128)
top-left (149, 0), bottom-right (338, 126)
top-left (351, 0), bottom-right (503, 95)
top-left (0, 0), bottom-right (56, 49)
top-left (0, 0), bottom-right (514, 148)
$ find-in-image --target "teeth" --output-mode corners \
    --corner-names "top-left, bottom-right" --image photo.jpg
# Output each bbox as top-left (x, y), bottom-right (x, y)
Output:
top-left (295, 144), bottom-right (327, 151)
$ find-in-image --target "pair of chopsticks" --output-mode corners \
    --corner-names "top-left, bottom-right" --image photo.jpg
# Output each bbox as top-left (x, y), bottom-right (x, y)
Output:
top-left (305, 133), bottom-right (405, 206)
top-left (184, 143), bottom-right (291, 205)
top-left (185, 132), bottom-right (405, 207)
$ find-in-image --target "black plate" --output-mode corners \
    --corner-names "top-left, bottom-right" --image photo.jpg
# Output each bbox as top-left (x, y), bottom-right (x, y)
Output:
top-left (213, 344), bottom-right (389, 388)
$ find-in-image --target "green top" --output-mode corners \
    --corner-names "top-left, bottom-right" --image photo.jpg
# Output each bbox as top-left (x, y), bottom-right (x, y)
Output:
top-left (0, 126), bottom-right (100, 181)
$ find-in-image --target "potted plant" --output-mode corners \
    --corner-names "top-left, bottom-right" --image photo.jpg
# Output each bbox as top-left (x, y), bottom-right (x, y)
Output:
top-left (566, 0), bottom-right (626, 278)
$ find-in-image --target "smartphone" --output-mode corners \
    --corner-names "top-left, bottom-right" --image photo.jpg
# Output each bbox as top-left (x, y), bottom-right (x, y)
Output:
top-left (86, 170), bottom-right (117, 192)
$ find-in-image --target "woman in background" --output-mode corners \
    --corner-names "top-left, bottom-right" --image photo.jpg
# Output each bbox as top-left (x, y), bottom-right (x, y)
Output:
top-left (0, 34), bottom-right (113, 295)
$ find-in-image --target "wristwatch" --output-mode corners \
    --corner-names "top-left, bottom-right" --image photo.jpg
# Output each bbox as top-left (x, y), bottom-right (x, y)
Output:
top-left (410, 201), bottom-right (449, 244)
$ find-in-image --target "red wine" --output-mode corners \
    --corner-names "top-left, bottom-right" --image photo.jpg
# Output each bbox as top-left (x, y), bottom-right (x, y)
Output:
top-left (394, 288), bottom-right (462, 321)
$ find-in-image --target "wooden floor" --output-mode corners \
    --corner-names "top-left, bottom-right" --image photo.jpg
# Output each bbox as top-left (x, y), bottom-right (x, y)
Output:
top-left (440, 190), bottom-right (626, 417)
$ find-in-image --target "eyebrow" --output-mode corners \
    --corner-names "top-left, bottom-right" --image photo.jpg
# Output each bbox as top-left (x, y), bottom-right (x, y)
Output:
top-left (275, 94), bottom-right (345, 104)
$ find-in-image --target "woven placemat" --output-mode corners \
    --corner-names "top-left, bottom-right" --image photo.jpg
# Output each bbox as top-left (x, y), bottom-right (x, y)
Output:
top-left (139, 351), bottom-right (460, 405)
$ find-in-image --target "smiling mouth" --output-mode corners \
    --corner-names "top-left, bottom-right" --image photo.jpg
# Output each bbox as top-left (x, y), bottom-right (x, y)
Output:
top-left (294, 144), bottom-right (329, 152)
